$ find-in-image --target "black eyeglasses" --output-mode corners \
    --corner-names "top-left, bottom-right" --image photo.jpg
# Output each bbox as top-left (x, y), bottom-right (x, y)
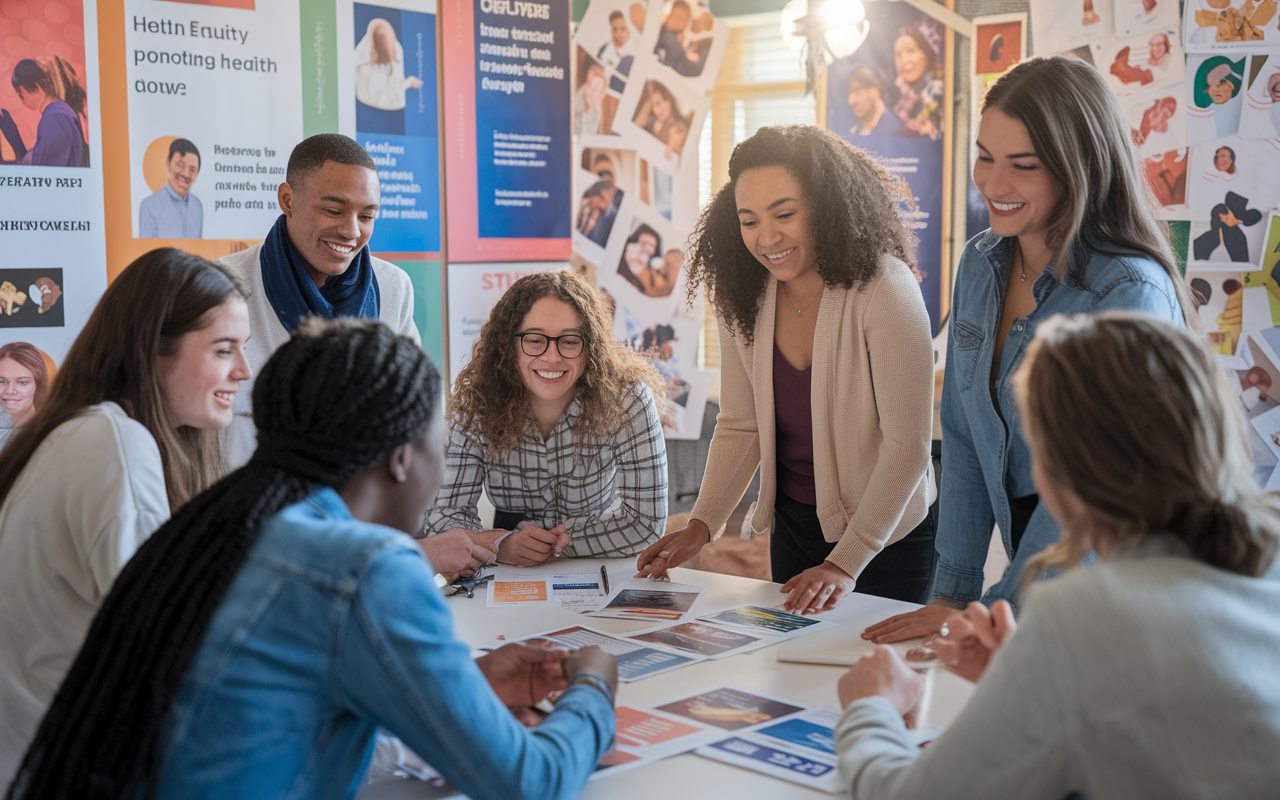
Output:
top-left (516, 332), bottom-right (584, 358)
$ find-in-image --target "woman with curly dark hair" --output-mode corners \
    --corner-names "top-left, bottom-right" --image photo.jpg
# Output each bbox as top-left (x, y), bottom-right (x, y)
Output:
top-left (636, 125), bottom-right (937, 613)
top-left (421, 270), bottom-right (669, 565)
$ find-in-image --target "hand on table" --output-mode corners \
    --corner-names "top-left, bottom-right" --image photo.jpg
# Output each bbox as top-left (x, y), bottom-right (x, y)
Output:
top-left (862, 602), bottom-right (957, 644)
top-left (419, 530), bottom-right (496, 578)
top-left (931, 600), bottom-right (1017, 683)
top-left (837, 645), bottom-right (925, 721)
top-left (780, 561), bottom-right (855, 615)
top-left (497, 525), bottom-right (570, 565)
top-left (476, 643), bottom-right (570, 708)
top-left (634, 519), bottom-right (710, 579)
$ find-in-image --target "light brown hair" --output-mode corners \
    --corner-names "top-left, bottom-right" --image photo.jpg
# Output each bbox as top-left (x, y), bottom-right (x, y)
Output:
top-left (982, 56), bottom-right (1197, 329)
top-left (451, 271), bottom-right (666, 454)
top-left (0, 341), bottom-right (51, 411)
top-left (1016, 312), bottom-right (1280, 580)
top-left (0, 248), bottom-right (247, 512)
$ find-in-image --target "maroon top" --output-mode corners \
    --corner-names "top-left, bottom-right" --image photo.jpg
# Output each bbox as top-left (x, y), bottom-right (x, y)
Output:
top-left (773, 343), bottom-right (817, 505)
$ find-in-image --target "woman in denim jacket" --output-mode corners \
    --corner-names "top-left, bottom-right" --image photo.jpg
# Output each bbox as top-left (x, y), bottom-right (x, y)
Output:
top-left (865, 56), bottom-right (1196, 643)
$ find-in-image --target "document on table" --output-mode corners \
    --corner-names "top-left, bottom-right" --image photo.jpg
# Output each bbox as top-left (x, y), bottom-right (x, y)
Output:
top-left (485, 572), bottom-right (610, 610)
top-left (510, 624), bottom-right (704, 682)
top-left (589, 705), bottom-right (723, 781)
top-left (695, 706), bottom-right (845, 793)
top-left (584, 579), bottom-right (707, 622)
top-left (696, 604), bottom-right (837, 641)
top-left (623, 620), bottom-right (768, 660)
top-left (486, 577), bottom-right (552, 607)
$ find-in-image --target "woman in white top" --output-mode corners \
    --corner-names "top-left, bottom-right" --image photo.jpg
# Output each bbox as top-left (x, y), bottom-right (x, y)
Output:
top-left (354, 18), bottom-right (423, 111)
top-left (835, 312), bottom-right (1280, 799)
top-left (0, 248), bottom-right (251, 785)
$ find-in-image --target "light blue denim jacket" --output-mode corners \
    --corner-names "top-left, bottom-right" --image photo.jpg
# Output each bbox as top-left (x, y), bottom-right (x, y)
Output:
top-left (154, 489), bottom-right (614, 800)
top-left (935, 231), bottom-right (1184, 606)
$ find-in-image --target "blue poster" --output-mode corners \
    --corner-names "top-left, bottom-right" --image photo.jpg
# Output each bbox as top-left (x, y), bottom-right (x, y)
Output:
top-left (827, 2), bottom-right (947, 335)
top-left (354, 3), bottom-right (441, 252)
top-left (708, 738), bottom-right (834, 777)
top-left (756, 718), bottom-right (837, 755)
top-left (472, 0), bottom-right (572, 239)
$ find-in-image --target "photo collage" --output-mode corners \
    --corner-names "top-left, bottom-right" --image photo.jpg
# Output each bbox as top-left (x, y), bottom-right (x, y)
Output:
top-left (570, 0), bottom-right (727, 439)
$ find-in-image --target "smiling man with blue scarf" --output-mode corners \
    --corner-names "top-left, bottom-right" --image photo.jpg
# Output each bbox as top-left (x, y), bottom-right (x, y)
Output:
top-left (219, 134), bottom-right (418, 469)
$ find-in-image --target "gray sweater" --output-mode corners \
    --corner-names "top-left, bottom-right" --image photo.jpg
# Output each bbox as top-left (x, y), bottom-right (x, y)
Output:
top-left (836, 535), bottom-right (1280, 799)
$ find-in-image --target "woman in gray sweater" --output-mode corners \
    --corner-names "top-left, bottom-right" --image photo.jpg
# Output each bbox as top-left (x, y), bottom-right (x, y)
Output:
top-left (835, 312), bottom-right (1280, 799)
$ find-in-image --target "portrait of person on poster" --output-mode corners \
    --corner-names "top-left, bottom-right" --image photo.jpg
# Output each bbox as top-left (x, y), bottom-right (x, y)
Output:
top-left (577, 179), bottom-right (624, 247)
top-left (597, 9), bottom-right (635, 76)
top-left (1240, 56), bottom-right (1280, 139)
top-left (846, 67), bottom-right (897, 138)
top-left (354, 17), bottom-right (423, 112)
top-left (653, 0), bottom-right (713, 78)
top-left (0, 56), bottom-right (89, 167)
top-left (890, 21), bottom-right (944, 140)
top-left (574, 53), bottom-right (608, 136)
top-left (0, 342), bottom-right (51, 451)
top-left (138, 139), bottom-right (203, 239)
top-left (632, 80), bottom-right (691, 161)
top-left (616, 222), bottom-right (679, 298)
top-left (1188, 55), bottom-right (1245, 143)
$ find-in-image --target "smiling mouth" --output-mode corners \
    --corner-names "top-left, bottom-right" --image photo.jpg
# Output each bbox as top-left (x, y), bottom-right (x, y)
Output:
top-left (325, 241), bottom-right (355, 255)
top-left (535, 370), bottom-right (566, 379)
top-left (764, 247), bottom-right (796, 262)
top-left (214, 391), bottom-right (234, 402)
top-left (990, 200), bottom-right (1025, 212)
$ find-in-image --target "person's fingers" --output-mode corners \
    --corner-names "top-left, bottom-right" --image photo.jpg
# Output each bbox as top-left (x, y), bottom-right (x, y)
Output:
top-left (780, 574), bottom-right (801, 593)
top-left (788, 581), bottom-right (822, 613)
top-left (554, 529), bottom-right (571, 556)
top-left (870, 622), bottom-right (935, 644)
top-left (512, 643), bottom-right (572, 663)
top-left (991, 600), bottom-right (1017, 642)
top-left (636, 536), bottom-right (673, 571)
top-left (524, 527), bottom-right (560, 545)
top-left (809, 584), bottom-right (837, 613)
top-left (863, 611), bottom-right (914, 636)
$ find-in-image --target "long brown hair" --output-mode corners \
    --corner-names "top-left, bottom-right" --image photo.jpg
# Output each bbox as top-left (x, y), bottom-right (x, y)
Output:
top-left (0, 249), bottom-right (247, 512)
top-left (686, 124), bottom-right (917, 345)
top-left (1016, 312), bottom-right (1280, 580)
top-left (981, 56), bottom-right (1196, 329)
top-left (451, 270), bottom-right (666, 454)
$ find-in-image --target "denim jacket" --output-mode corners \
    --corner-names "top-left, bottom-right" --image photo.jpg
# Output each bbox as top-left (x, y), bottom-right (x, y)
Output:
top-left (935, 231), bottom-right (1184, 606)
top-left (155, 489), bottom-right (614, 800)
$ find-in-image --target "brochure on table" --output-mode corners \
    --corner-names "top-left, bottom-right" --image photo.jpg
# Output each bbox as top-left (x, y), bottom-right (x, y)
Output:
top-left (584, 579), bottom-right (708, 622)
top-left (505, 624), bottom-right (702, 682)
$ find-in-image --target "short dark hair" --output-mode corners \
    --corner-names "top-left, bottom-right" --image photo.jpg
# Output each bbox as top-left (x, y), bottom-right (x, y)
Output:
top-left (168, 138), bottom-right (200, 166)
top-left (608, 9), bottom-right (624, 22)
top-left (848, 65), bottom-right (888, 96)
top-left (584, 180), bottom-right (616, 199)
top-left (286, 133), bottom-right (377, 186)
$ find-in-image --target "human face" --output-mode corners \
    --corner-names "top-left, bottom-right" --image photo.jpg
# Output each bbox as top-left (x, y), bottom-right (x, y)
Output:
top-left (15, 84), bottom-right (44, 111)
top-left (651, 89), bottom-right (672, 122)
top-left (166, 151), bottom-right (200, 198)
top-left (735, 165), bottom-right (818, 284)
top-left (624, 233), bottom-right (658, 273)
top-left (973, 108), bottom-right (1064, 246)
top-left (847, 83), bottom-right (877, 119)
top-left (1207, 77), bottom-right (1235, 105)
top-left (1214, 148), bottom-right (1234, 172)
top-left (0, 357), bottom-right (37, 425)
top-left (515, 297), bottom-right (585, 413)
top-left (156, 297), bottom-right (252, 431)
top-left (278, 161), bottom-right (380, 288)
top-left (1268, 74), bottom-right (1280, 102)
top-left (396, 420), bottom-right (447, 534)
top-left (1148, 34), bottom-right (1168, 63)
top-left (894, 35), bottom-right (928, 84)
top-left (594, 162), bottom-right (616, 182)
top-left (610, 15), bottom-right (629, 47)
top-left (666, 121), bottom-right (688, 154)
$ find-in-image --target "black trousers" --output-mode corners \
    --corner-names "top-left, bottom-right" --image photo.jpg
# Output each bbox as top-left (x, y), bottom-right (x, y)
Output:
top-left (770, 489), bottom-right (939, 605)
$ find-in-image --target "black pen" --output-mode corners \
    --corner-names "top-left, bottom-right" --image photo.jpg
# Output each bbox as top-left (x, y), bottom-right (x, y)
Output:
top-left (600, 564), bottom-right (610, 596)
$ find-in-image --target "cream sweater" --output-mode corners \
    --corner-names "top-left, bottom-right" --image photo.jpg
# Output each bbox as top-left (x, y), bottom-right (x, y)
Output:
top-left (691, 255), bottom-right (936, 579)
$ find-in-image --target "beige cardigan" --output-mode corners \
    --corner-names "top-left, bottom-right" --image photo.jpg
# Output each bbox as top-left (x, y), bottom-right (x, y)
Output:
top-left (691, 255), bottom-right (936, 580)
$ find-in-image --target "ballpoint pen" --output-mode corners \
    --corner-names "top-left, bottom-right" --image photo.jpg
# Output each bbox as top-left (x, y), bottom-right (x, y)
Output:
top-left (600, 564), bottom-right (610, 596)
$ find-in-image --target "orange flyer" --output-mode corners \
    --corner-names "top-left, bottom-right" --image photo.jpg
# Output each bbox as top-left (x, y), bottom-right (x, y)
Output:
top-left (490, 580), bottom-right (550, 604)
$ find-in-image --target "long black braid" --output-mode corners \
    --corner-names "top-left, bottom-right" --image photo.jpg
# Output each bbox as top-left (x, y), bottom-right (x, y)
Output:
top-left (6, 318), bottom-right (440, 800)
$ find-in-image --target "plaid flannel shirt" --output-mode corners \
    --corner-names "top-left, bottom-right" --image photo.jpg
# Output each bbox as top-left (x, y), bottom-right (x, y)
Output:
top-left (421, 381), bottom-right (667, 557)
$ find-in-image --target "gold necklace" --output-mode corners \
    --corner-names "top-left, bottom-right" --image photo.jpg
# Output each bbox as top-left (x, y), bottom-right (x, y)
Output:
top-left (780, 281), bottom-right (821, 315)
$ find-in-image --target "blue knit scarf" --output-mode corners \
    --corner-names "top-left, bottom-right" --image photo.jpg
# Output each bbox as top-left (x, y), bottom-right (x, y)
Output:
top-left (260, 214), bottom-right (380, 332)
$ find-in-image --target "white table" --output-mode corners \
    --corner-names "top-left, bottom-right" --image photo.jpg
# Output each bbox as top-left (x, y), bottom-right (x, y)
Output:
top-left (444, 557), bottom-right (976, 799)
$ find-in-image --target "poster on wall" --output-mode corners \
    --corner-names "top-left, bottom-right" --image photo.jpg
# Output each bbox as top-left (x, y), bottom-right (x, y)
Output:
top-left (124, 0), bottom-right (305, 240)
top-left (1029, 0), bottom-right (1113, 55)
top-left (0, 0), bottom-right (106, 399)
top-left (440, 0), bottom-right (573, 262)
top-left (827, 1), bottom-right (948, 335)
top-left (336, 0), bottom-right (441, 255)
top-left (1183, 0), bottom-right (1280, 54)
top-left (1238, 54), bottom-right (1280, 140)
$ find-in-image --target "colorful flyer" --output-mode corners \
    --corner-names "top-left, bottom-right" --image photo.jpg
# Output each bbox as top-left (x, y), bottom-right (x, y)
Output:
top-left (586, 581), bottom-right (706, 622)
top-left (625, 620), bottom-right (766, 659)
top-left (486, 578), bottom-right (551, 606)
top-left (697, 605), bottom-right (835, 638)
top-left (654, 687), bottom-right (805, 732)
top-left (513, 624), bottom-right (702, 682)
top-left (694, 707), bottom-right (843, 793)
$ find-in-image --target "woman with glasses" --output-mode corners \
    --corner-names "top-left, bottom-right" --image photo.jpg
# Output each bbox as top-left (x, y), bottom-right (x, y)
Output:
top-left (421, 271), bottom-right (670, 565)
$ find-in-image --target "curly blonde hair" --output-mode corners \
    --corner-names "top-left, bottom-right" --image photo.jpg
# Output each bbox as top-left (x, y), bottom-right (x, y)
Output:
top-left (451, 271), bottom-right (667, 454)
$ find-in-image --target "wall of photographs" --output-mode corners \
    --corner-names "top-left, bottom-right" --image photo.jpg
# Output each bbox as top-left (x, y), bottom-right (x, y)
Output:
top-left (569, 0), bottom-right (726, 439)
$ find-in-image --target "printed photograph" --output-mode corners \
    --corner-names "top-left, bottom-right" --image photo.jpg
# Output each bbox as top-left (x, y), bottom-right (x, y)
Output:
top-left (0, 268), bottom-right (65, 328)
top-left (1093, 30), bottom-right (1183, 96)
top-left (700, 605), bottom-right (821, 635)
top-left (573, 47), bottom-right (611, 136)
top-left (1123, 85), bottom-right (1185, 158)
top-left (572, 0), bottom-right (644, 94)
top-left (0, 0), bottom-right (90, 167)
top-left (1187, 54), bottom-right (1246, 146)
top-left (354, 8), bottom-right (426, 135)
top-left (656, 688), bottom-right (804, 731)
top-left (594, 587), bottom-right (701, 620)
top-left (574, 168), bottom-right (625, 249)
top-left (973, 18), bottom-right (1023, 75)
top-left (0, 340), bottom-right (55, 449)
top-left (629, 622), bottom-right (762, 657)
top-left (138, 136), bottom-right (203, 239)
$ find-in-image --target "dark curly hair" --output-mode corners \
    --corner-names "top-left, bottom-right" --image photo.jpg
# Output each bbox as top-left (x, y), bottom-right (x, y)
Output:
top-left (451, 271), bottom-right (667, 455)
top-left (686, 125), bottom-right (917, 344)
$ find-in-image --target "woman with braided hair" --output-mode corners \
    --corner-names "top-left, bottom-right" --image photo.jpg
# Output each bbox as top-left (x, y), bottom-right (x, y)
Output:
top-left (0, 249), bottom-right (251, 786)
top-left (7, 318), bottom-right (617, 800)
